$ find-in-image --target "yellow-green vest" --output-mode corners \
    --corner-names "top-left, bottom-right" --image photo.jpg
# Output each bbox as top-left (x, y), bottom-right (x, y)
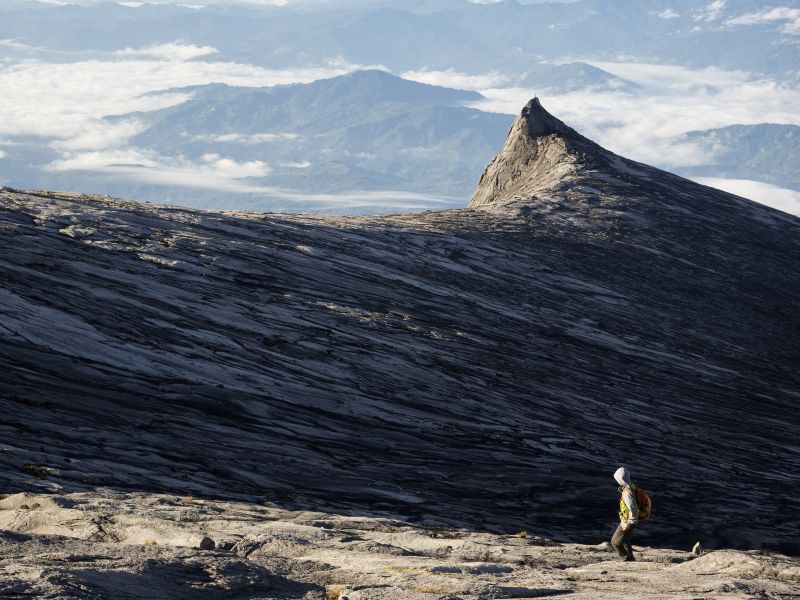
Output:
top-left (618, 484), bottom-right (638, 523)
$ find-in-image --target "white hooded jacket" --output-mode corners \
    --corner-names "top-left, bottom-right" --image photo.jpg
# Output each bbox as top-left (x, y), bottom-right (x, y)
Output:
top-left (614, 467), bottom-right (639, 525)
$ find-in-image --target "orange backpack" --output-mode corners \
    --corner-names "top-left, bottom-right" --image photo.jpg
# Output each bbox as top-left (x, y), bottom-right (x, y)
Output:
top-left (636, 487), bottom-right (653, 520)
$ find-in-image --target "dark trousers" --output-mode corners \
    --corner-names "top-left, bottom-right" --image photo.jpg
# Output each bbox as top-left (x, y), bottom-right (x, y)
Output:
top-left (611, 523), bottom-right (636, 560)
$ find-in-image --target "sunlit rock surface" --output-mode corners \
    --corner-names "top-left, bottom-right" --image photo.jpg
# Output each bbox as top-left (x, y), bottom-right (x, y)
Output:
top-left (1, 101), bottom-right (799, 569)
top-left (1, 492), bottom-right (799, 599)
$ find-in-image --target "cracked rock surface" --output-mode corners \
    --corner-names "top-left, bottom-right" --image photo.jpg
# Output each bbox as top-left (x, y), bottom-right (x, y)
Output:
top-left (1, 99), bottom-right (800, 576)
top-left (2, 492), bottom-right (799, 599)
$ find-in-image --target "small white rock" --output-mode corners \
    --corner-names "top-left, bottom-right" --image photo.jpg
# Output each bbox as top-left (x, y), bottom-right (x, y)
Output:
top-left (188, 534), bottom-right (215, 550)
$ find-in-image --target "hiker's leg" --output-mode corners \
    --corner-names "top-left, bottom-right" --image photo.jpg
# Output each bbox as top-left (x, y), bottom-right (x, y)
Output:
top-left (622, 525), bottom-right (636, 560)
top-left (610, 524), bottom-right (629, 558)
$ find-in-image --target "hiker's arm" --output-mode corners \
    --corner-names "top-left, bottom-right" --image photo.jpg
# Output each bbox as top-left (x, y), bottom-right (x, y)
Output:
top-left (623, 489), bottom-right (638, 525)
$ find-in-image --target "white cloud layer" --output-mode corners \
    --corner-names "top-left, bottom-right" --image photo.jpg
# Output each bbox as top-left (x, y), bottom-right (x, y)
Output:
top-left (469, 62), bottom-right (800, 169)
top-left (1, 31), bottom-right (797, 214)
top-left (654, 9), bottom-right (681, 20)
top-left (50, 120), bottom-right (149, 152)
top-left (192, 132), bottom-right (299, 144)
top-left (200, 153), bottom-right (270, 177)
top-left (237, 0), bottom-right (288, 5)
top-left (401, 69), bottom-right (510, 91)
top-left (47, 148), bottom-right (271, 179)
top-left (0, 44), bottom-right (381, 192)
top-left (694, 0), bottom-right (726, 22)
top-left (0, 39), bottom-right (40, 51)
top-left (21, 0), bottom-right (287, 5)
top-left (0, 46), bottom-right (377, 142)
top-left (693, 177), bottom-right (800, 217)
top-left (115, 43), bottom-right (219, 61)
top-left (88, 164), bottom-right (461, 210)
top-left (725, 7), bottom-right (800, 35)
top-left (47, 148), bottom-right (161, 171)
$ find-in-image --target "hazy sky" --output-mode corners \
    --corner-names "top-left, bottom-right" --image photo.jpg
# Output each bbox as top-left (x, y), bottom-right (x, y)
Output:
top-left (1, 0), bottom-right (799, 213)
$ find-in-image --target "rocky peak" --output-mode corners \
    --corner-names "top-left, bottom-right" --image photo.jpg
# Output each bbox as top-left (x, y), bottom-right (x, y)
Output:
top-left (519, 97), bottom-right (578, 138)
top-left (468, 97), bottom-right (607, 208)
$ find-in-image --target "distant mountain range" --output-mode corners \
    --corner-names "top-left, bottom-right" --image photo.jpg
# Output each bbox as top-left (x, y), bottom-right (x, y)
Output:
top-left (677, 123), bottom-right (800, 192)
top-left (125, 70), bottom-right (509, 196)
top-left (6, 71), bottom-right (511, 212)
top-left (1, 68), bottom-right (797, 213)
top-left (1, 0), bottom-right (795, 78)
top-left (518, 62), bottom-right (640, 93)
top-left (1, 0), bottom-right (798, 214)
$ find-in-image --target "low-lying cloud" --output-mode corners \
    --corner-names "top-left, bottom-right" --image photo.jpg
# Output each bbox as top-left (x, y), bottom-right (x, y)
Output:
top-left (50, 120), bottom-right (149, 152)
top-left (84, 163), bottom-right (462, 210)
top-left (46, 148), bottom-right (161, 171)
top-left (693, 177), bottom-right (800, 217)
top-left (47, 148), bottom-right (270, 179)
top-left (0, 42), bottom-right (381, 193)
top-left (469, 62), bottom-right (800, 170)
top-left (114, 42), bottom-right (219, 61)
top-left (693, 0), bottom-right (726, 22)
top-left (199, 153), bottom-right (270, 177)
top-left (192, 132), bottom-right (299, 144)
top-left (401, 69), bottom-right (510, 91)
top-left (20, 0), bottom-right (288, 5)
top-left (652, 9), bottom-right (681, 20)
top-left (725, 7), bottom-right (800, 35)
top-left (2, 34), bottom-right (798, 215)
top-left (0, 44), bottom-right (379, 143)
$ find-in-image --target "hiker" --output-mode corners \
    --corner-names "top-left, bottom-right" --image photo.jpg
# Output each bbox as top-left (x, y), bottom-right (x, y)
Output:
top-left (611, 466), bottom-right (639, 561)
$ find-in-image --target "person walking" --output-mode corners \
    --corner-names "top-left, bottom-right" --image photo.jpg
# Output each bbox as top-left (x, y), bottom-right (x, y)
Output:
top-left (611, 466), bottom-right (638, 561)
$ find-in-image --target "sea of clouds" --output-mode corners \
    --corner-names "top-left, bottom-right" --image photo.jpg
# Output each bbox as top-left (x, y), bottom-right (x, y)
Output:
top-left (1, 0), bottom-right (799, 214)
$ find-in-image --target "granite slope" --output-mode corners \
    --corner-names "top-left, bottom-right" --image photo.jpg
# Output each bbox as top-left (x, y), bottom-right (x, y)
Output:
top-left (1, 100), bottom-right (799, 557)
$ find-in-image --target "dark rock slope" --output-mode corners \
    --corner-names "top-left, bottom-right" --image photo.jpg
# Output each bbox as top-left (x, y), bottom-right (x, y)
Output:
top-left (2, 99), bottom-right (799, 554)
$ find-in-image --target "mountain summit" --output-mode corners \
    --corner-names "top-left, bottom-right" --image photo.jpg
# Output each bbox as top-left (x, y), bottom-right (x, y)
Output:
top-left (469, 97), bottom-right (674, 209)
top-left (468, 97), bottom-right (794, 239)
top-left (518, 97), bottom-right (579, 138)
top-left (469, 97), bottom-right (597, 207)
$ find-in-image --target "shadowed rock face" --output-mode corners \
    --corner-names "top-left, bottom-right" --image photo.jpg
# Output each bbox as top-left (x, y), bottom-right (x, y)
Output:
top-left (1, 100), bottom-right (799, 555)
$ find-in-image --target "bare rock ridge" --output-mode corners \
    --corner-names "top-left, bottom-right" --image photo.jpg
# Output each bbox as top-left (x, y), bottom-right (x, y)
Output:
top-left (470, 98), bottom-right (588, 207)
top-left (518, 97), bottom-right (578, 138)
top-left (1, 99), bottom-right (800, 566)
top-left (470, 97), bottom-right (635, 207)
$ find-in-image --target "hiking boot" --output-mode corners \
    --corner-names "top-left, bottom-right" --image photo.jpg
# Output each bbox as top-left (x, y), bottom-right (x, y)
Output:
top-left (624, 555), bottom-right (635, 562)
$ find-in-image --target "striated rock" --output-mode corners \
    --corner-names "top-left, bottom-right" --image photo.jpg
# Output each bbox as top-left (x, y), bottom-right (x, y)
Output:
top-left (1, 98), bottom-right (799, 557)
top-left (469, 98), bottom-right (590, 206)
